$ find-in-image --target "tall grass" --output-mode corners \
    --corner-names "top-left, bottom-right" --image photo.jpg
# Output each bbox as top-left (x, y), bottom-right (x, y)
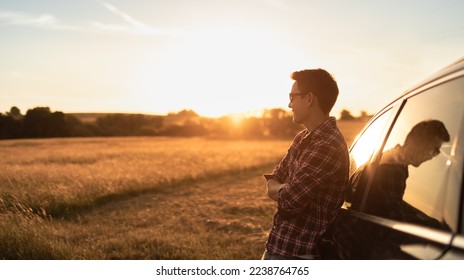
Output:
top-left (0, 121), bottom-right (366, 259)
top-left (0, 137), bottom-right (290, 259)
top-left (0, 137), bottom-right (289, 217)
top-left (0, 203), bottom-right (72, 259)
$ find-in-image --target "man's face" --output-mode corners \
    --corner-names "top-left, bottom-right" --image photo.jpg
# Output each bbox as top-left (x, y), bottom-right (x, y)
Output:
top-left (288, 82), bottom-right (310, 125)
top-left (405, 137), bottom-right (445, 167)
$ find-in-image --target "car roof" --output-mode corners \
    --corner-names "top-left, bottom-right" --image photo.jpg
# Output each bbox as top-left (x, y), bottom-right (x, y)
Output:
top-left (413, 56), bottom-right (464, 88)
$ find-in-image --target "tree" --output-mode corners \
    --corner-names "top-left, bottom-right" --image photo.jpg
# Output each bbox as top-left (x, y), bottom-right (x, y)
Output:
top-left (23, 107), bottom-right (53, 138)
top-left (340, 109), bottom-right (355, 121)
top-left (8, 106), bottom-right (22, 119)
top-left (23, 107), bottom-right (70, 138)
top-left (263, 108), bottom-right (301, 138)
top-left (96, 114), bottom-right (163, 136)
top-left (65, 114), bottom-right (95, 137)
top-left (0, 109), bottom-right (24, 139)
top-left (241, 117), bottom-right (264, 138)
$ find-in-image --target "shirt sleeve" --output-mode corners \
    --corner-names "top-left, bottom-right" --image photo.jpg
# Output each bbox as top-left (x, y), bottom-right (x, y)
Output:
top-left (277, 142), bottom-right (342, 219)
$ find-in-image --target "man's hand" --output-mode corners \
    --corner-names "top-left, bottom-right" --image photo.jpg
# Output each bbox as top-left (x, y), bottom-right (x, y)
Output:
top-left (266, 179), bottom-right (286, 202)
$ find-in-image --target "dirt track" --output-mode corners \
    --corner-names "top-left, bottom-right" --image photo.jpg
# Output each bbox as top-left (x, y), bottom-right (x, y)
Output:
top-left (53, 165), bottom-right (276, 259)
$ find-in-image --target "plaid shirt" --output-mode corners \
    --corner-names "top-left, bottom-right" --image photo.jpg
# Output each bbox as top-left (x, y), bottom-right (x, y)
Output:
top-left (264, 117), bottom-right (349, 257)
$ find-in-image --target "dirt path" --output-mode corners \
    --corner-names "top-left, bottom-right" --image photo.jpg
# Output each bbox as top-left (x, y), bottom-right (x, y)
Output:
top-left (53, 165), bottom-right (277, 259)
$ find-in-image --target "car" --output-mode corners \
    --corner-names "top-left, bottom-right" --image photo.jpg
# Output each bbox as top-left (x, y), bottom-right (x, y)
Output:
top-left (324, 57), bottom-right (464, 259)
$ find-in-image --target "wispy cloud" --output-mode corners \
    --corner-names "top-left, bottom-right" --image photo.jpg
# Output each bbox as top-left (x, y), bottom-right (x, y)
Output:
top-left (0, 10), bottom-right (79, 30)
top-left (93, 1), bottom-right (183, 36)
top-left (0, 2), bottom-right (182, 37)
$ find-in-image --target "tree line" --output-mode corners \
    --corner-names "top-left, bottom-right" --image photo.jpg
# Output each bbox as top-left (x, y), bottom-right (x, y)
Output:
top-left (0, 106), bottom-right (368, 140)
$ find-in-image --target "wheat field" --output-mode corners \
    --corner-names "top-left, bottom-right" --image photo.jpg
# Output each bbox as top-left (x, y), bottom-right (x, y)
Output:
top-left (0, 121), bottom-right (366, 259)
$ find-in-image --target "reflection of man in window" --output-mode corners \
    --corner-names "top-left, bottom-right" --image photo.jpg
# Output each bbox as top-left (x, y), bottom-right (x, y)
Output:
top-left (331, 120), bottom-right (451, 259)
top-left (365, 119), bottom-right (450, 221)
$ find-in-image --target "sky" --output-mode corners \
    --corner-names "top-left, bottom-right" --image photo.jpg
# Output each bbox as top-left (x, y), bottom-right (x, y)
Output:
top-left (1, 0), bottom-right (463, 118)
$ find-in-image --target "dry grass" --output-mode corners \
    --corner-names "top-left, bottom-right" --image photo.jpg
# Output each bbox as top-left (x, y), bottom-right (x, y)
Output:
top-left (0, 120), bottom-right (366, 259)
top-left (49, 167), bottom-right (276, 259)
top-left (0, 137), bottom-right (289, 217)
top-left (0, 137), bottom-right (289, 259)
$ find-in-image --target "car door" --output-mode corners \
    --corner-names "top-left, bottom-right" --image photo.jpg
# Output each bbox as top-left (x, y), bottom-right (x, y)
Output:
top-left (333, 74), bottom-right (464, 259)
top-left (327, 103), bottom-right (400, 259)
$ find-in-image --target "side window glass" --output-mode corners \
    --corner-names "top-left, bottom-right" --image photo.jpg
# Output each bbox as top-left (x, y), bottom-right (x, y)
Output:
top-left (349, 108), bottom-right (395, 174)
top-left (364, 77), bottom-right (464, 231)
top-left (347, 108), bottom-right (396, 209)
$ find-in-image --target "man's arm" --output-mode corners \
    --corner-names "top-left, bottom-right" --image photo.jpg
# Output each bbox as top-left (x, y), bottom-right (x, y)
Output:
top-left (277, 143), bottom-right (345, 218)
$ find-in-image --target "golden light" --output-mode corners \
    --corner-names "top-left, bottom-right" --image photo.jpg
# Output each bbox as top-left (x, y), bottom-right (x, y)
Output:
top-left (127, 26), bottom-right (297, 117)
top-left (350, 114), bottom-right (392, 171)
top-left (227, 113), bottom-right (246, 127)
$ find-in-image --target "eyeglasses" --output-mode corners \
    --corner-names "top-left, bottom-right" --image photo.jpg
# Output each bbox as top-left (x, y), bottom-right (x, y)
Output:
top-left (289, 92), bottom-right (309, 102)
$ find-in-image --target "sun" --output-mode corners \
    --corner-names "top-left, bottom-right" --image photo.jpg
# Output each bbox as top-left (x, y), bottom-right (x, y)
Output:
top-left (227, 112), bottom-right (247, 127)
top-left (128, 26), bottom-right (298, 117)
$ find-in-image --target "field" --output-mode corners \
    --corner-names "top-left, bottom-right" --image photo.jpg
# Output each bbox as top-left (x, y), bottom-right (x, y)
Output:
top-left (0, 120), bottom-right (366, 259)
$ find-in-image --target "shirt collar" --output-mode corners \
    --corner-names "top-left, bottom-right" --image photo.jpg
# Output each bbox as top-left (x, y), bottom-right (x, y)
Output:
top-left (301, 117), bottom-right (337, 142)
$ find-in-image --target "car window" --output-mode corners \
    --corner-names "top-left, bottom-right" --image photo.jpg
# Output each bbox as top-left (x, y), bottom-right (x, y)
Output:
top-left (364, 76), bottom-right (464, 231)
top-left (349, 108), bottom-right (396, 174)
top-left (346, 108), bottom-right (397, 209)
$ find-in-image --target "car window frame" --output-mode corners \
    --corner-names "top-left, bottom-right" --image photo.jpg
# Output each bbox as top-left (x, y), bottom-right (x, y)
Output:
top-left (458, 121), bottom-right (464, 235)
top-left (353, 70), bottom-right (464, 231)
top-left (347, 100), bottom-right (405, 211)
top-left (343, 86), bottom-right (458, 260)
top-left (455, 103), bottom-right (464, 235)
top-left (389, 73), bottom-right (464, 234)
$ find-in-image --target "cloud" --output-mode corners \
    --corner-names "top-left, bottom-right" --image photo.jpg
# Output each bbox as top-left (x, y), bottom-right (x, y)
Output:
top-left (94, 1), bottom-right (183, 36)
top-left (0, 10), bottom-right (79, 30)
top-left (97, 1), bottom-right (154, 34)
top-left (0, 3), bottom-right (181, 37)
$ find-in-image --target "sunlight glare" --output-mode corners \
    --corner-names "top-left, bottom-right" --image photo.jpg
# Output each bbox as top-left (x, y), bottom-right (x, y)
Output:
top-left (127, 26), bottom-right (297, 117)
top-left (227, 112), bottom-right (246, 127)
top-left (350, 114), bottom-right (392, 171)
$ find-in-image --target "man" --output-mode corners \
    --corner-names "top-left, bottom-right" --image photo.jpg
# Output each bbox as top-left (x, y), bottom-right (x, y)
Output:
top-left (262, 69), bottom-right (349, 259)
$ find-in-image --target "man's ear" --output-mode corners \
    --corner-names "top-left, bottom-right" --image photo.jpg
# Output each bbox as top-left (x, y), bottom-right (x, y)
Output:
top-left (306, 92), bottom-right (314, 105)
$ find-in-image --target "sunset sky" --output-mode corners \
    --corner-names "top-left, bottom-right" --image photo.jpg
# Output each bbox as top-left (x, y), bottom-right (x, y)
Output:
top-left (1, 0), bottom-right (463, 118)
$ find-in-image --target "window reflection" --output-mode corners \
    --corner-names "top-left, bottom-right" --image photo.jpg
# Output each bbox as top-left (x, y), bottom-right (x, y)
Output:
top-left (349, 109), bottom-right (394, 174)
top-left (331, 74), bottom-right (464, 260)
top-left (353, 76), bottom-right (464, 230)
top-left (361, 120), bottom-right (450, 229)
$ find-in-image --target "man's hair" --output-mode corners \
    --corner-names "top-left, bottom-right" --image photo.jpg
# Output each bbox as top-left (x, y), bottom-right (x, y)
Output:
top-left (404, 120), bottom-right (451, 146)
top-left (291, 68), bottom-right (339, 114)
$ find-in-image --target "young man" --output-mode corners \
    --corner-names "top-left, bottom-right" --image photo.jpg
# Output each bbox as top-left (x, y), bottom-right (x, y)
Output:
top-left (262, 69), bottom-right (349, 260)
